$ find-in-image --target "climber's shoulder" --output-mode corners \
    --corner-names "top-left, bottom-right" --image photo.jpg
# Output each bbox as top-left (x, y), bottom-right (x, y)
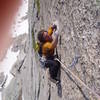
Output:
top-left (43, 42), bottom-right (53, 50)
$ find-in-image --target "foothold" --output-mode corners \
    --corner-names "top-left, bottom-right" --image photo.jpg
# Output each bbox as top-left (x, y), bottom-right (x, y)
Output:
top-left (82, 17), bottom-right (86, 21)
top-left (43, 76), bottom-right (44, 79)
top-left (97, 22), bottom-right (100, 26)
top-left (58, 1), bottom-right (64, 5)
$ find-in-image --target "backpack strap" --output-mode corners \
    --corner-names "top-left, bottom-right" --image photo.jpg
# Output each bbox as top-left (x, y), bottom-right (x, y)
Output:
top-left (38, 43), bottom-right (43, 57)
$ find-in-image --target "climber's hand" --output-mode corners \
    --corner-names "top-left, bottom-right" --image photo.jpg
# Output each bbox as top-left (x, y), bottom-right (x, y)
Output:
top-left (52, 20), bottom-right (59, 36)
top-left (53, 20), bottom-right (59, 30)
top-left (52, 24), bottom-right (57, 31)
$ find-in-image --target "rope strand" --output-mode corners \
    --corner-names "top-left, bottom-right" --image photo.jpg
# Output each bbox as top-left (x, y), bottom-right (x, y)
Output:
top-left (56, 58), bottom-right (100, 100)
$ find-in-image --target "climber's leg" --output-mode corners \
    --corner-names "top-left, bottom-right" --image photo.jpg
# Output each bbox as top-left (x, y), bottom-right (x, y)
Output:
top-left (45, 60), bottom-right (60, 82)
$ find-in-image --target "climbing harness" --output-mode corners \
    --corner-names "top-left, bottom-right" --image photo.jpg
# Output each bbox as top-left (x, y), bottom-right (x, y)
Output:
top-left (56, 58), bottom-right (100, 100)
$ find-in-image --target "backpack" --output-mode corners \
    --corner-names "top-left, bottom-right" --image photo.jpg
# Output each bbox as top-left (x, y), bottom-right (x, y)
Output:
top-left (35, 41), bottom-right (43, 57)
top-left (38, 43), bottom-right (43, 57)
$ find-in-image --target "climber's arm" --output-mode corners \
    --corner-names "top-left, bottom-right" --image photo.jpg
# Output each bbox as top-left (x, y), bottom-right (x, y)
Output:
top-left (48, 26), bottom-right (53, 36)
top-left (48, 25), bottom-right (57, 36)
top-left (43, 34), bottom-right (59, 50)
top-left (47, 24), bottom-right (58, 49)
top-left (51, 34), bottom-right (59, 48)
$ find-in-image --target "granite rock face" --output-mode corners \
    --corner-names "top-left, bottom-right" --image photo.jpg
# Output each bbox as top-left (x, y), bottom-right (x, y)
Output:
top-left (2, 0), bottom-right (100, 100)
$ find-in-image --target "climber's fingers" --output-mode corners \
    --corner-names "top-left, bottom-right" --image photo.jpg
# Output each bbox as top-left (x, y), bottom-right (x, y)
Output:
top-left (53, 20), bottom-right (59, 31)
top-left (0, 0), bottom-right (21, 60)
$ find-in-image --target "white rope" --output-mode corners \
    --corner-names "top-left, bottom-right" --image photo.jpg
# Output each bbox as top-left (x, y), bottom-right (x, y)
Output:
top-left (56, 58), bottom-right (100, 100)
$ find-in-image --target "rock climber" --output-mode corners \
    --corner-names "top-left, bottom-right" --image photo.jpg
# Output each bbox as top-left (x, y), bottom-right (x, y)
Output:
top-left (37, 21), bottom-right (60, 84)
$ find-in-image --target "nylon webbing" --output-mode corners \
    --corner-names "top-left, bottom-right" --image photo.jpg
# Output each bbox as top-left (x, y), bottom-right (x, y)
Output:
top-left (56, 58), bottom-right (100, 100)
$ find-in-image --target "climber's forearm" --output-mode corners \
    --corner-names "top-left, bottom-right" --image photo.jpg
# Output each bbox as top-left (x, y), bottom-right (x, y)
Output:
top-left (48, 26), bottom-right (53, 36)
top-left (51, 34), bottom-right (59, 48)
top-left (48, 25), bottom-right (57, 36)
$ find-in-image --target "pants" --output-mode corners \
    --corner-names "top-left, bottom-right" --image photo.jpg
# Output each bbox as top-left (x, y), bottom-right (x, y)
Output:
top-left (45, 59), bottom-right (60, 81)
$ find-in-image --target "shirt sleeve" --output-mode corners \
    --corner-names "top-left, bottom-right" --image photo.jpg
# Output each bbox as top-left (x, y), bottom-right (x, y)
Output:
top-left (48, 26), bottom-right (53, 36)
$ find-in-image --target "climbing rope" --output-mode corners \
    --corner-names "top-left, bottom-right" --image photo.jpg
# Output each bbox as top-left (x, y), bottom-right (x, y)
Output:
top-left (56, 58), bottom-right (100, 100)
